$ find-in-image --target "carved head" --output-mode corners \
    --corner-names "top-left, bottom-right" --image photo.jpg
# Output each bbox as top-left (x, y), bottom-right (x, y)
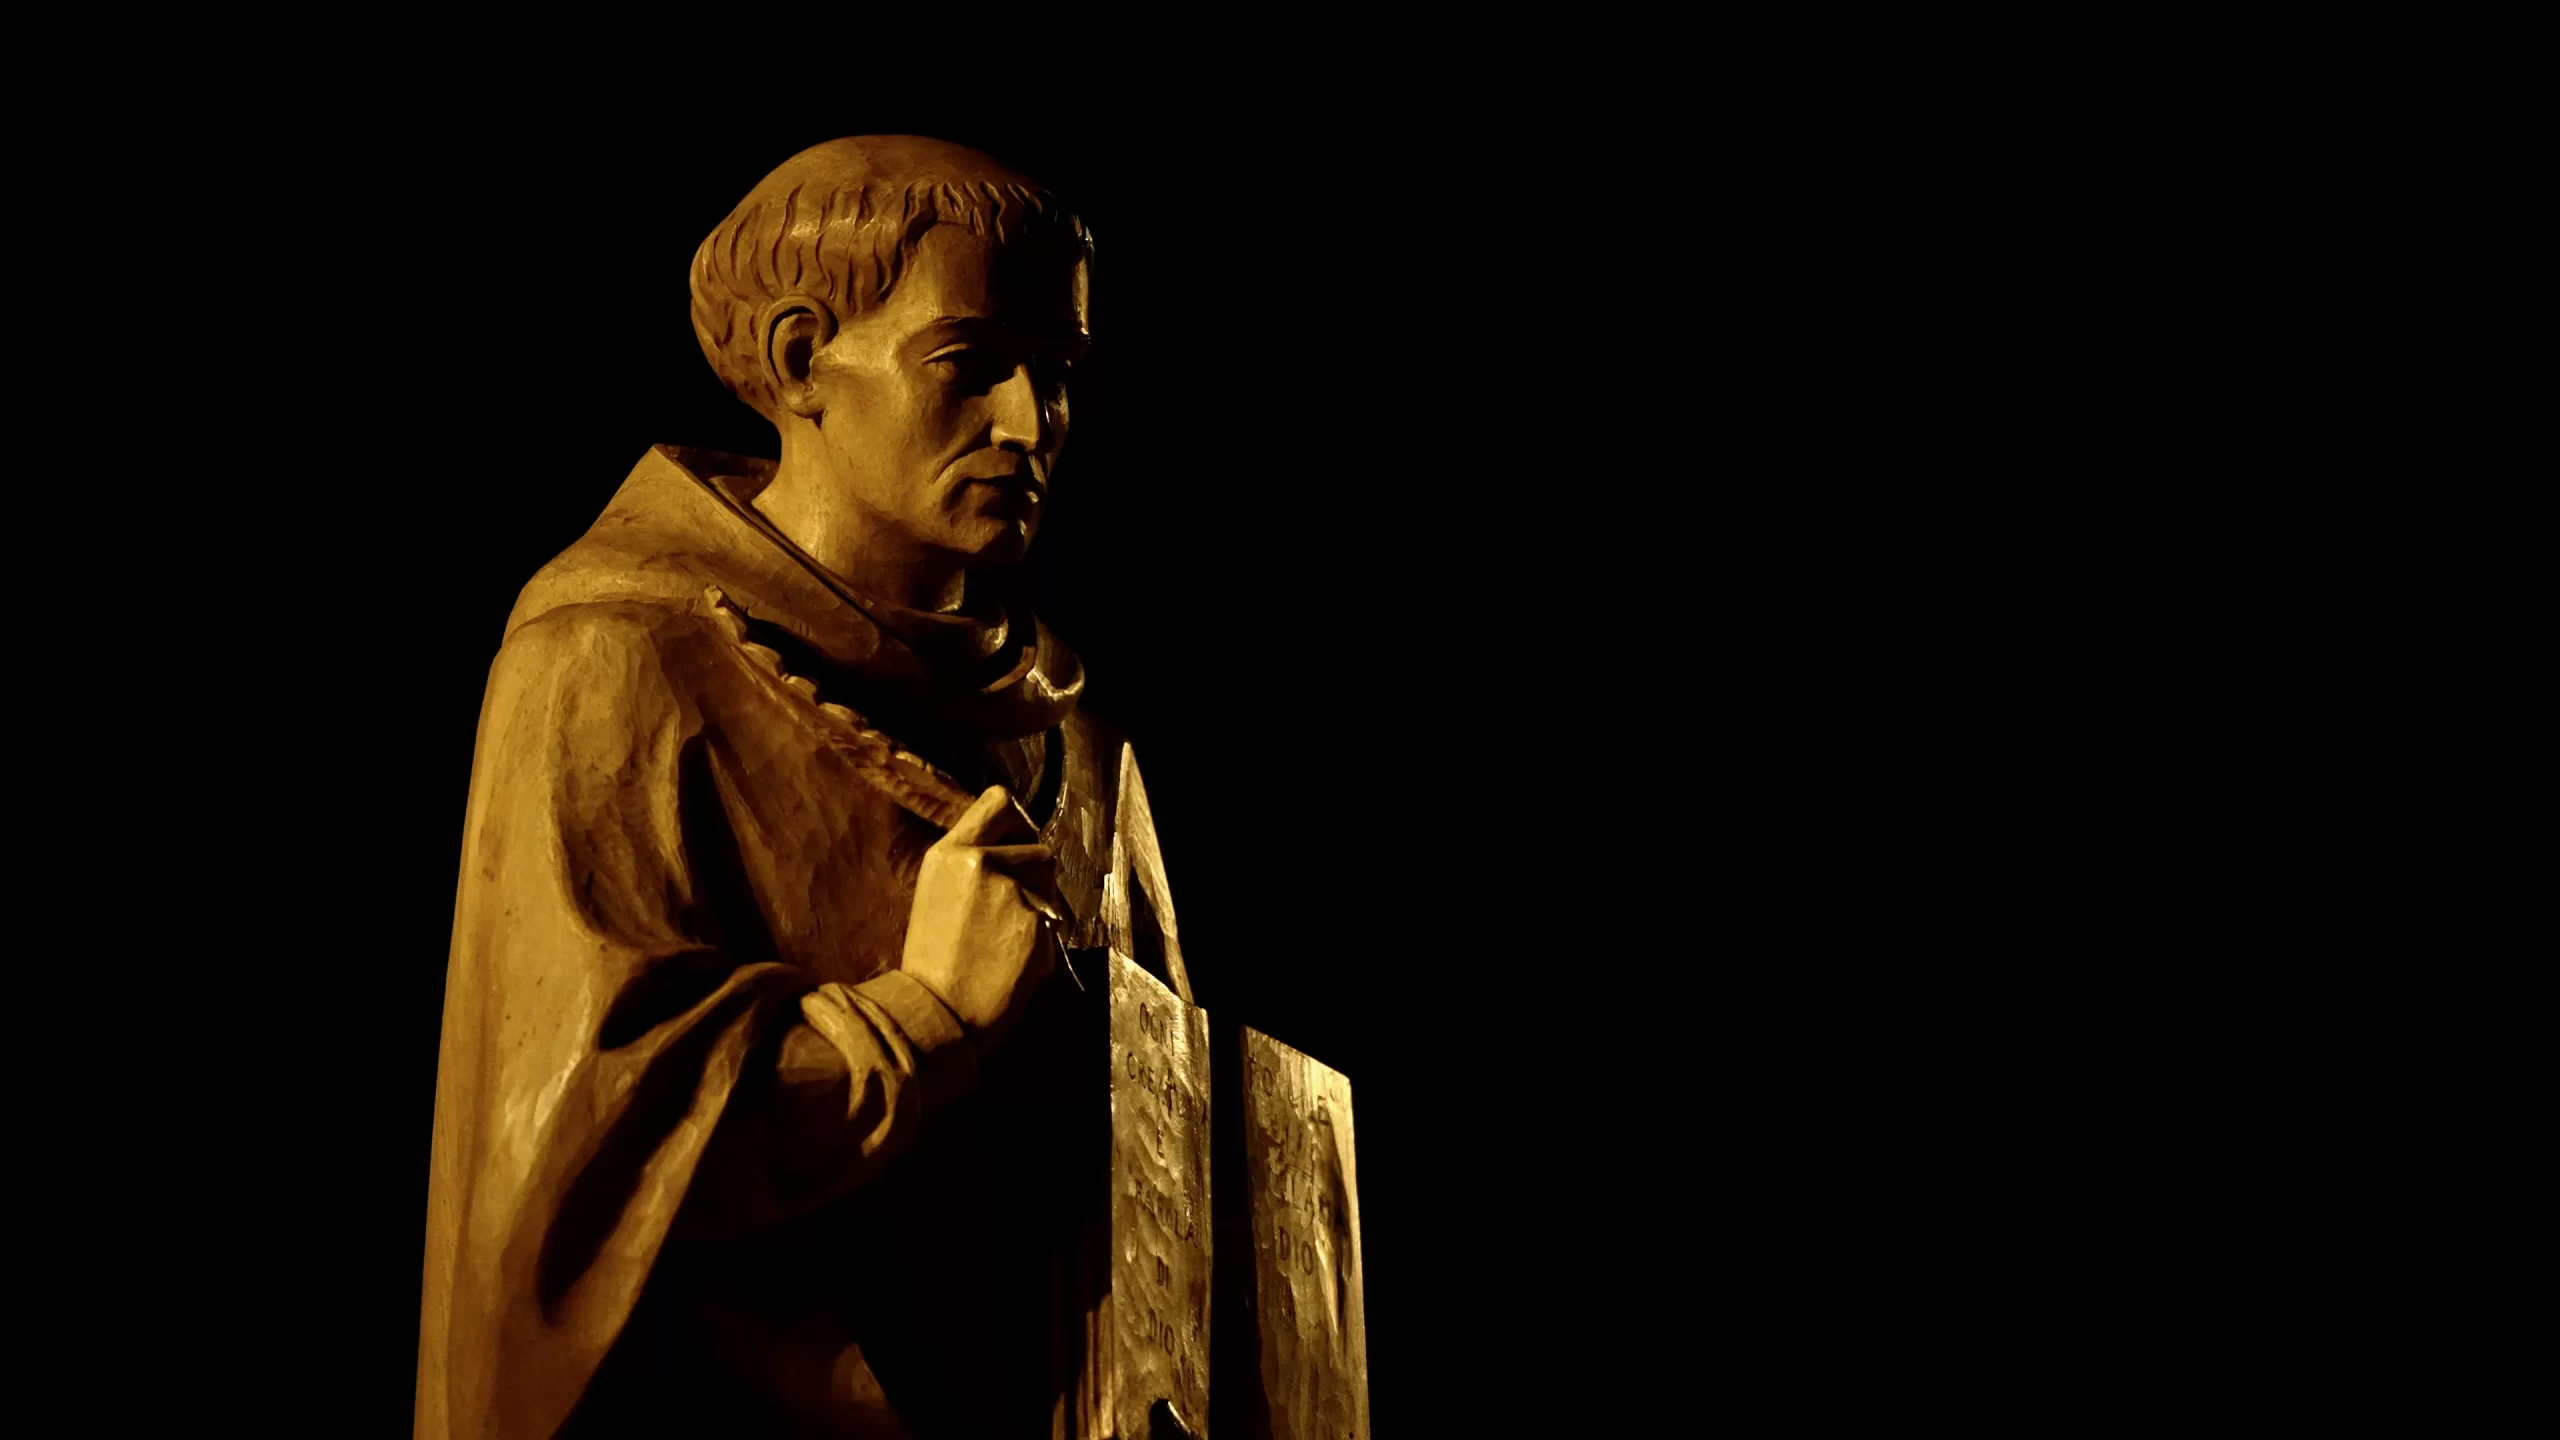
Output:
top-left (690, 136), bottom-right (1093, 570)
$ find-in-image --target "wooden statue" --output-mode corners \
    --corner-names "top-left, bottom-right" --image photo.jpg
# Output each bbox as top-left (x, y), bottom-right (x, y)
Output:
top-left (415, 135), bottom-right (1360, 1440)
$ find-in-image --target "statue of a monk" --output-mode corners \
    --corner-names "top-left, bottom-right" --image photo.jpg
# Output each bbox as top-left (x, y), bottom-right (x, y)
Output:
top-left (417, 136), bottom-right (1144, 1439)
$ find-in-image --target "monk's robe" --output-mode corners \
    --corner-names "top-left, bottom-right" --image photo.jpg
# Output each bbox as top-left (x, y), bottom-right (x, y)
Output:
top-left (417, 445), bottom-right (1134, 1439)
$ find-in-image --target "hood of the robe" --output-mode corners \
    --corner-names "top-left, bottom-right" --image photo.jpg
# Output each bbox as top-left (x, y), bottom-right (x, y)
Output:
top-left (509, 444), bottom-right (1083, 742)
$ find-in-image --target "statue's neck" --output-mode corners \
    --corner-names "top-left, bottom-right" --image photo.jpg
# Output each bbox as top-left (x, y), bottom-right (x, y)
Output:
top-left (753, 438), bottom-right (968, 613)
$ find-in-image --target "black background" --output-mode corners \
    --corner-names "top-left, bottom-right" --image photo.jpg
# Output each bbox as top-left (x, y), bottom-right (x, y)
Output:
top-left (129, 87), bottom-right (1745, 1431)
top-left (33, 37), bottom-right (2449, 1436)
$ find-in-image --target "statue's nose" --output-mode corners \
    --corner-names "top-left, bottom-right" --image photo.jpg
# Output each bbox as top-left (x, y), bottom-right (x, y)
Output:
top-left (990, 363), bottom-right (1047, 453)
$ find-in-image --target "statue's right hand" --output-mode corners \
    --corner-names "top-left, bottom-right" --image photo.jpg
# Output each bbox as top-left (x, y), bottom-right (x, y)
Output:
top-left (899, 786), bottom-right (1058, 1041)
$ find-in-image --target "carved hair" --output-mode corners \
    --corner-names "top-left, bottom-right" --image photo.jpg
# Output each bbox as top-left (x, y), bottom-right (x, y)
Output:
top-left (689, 136), bottom-right (1092, 424)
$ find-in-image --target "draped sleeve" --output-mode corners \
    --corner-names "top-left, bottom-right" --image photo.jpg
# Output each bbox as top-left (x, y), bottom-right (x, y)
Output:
top-left (414, 600), bottom-right (974, 1440)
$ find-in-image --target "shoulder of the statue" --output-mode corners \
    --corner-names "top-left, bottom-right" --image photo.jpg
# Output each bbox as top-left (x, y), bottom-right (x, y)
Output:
top-left (478, 597), bottom-right (707, 728)
top-left (502, 534), bottom-right (719, 643)
top-left (500, 449), bottom-right (744, 640)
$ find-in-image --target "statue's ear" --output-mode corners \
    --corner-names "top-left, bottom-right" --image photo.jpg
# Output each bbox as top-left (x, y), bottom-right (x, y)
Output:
top-left (759, 296), bottom-right (837, 419)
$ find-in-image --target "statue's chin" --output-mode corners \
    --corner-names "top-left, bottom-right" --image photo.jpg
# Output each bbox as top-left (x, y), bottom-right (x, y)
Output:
top-left (957, 516), bottom-right (1037, 569)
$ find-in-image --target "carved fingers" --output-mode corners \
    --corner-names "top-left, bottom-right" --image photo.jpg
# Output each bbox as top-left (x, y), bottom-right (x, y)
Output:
top-left (904, 787), bottom-right (1063, 1036)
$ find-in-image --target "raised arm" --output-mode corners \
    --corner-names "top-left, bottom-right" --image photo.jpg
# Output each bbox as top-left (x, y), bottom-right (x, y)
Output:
top-left (418, 601), bottom-right (1052, 1436)
top-left (683, 784), bottom-right (1059, 1234)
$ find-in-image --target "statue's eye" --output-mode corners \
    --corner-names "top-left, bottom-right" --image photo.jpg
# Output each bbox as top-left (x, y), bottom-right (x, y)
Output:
top-left (925, 345), bottom-right (1008, 388)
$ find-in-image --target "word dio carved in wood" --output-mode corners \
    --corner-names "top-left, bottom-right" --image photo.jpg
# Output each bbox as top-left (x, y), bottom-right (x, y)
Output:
top-left (1215, 1029), bottom-right (1369, 1440)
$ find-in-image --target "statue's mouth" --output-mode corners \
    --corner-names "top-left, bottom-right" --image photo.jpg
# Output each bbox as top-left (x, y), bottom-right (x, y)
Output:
top-left (972, 473), bottom-right (1048, 511)
top-left (953, 454), bottom-right (1048, 503)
